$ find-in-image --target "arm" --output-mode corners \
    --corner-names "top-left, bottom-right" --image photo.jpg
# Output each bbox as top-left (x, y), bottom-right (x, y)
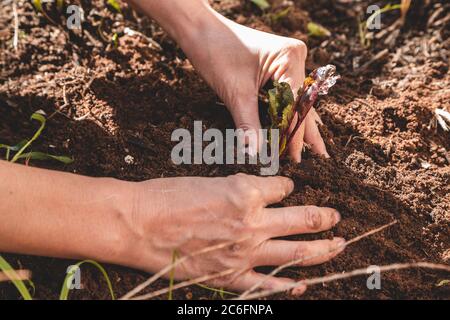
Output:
top-left (0, 160), bottom-right (344, 294)
top-left (127, 0), bottom-right (329, 162)
top-left (0, 160), bottom-right (138, 268)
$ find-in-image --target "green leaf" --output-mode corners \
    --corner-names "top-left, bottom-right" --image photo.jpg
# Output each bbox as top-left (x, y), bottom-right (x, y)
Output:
top-left (0, 255), bottom-right (33, 300)
top-left (168, 250), bottom-right (178, 300)
top-left (16, 152), bottom-right (74, 164)
top-left (250, 0), bottom-right (270, 11)
top-left (270, 7), bottom-right (291, 23)
top-left (32, 0), bottom-right (43, 12)
top-left (268, 81), bottom-right (295, 155)
top-left (196, 284), bottom-right (238, 299)
top-left (436, 279), bottom-right (450, 287)
top-left (56, 0), bottom-right (64, 11)
top-left (111, 33), bottom-right (119, 48)
top-left (307, 22), bottom-right (331, 37)
top-left (107, 0), bottom-right (122, 13)
top-left (268, 82), bottom-right (294, 127)
top-left (60, 260), bottom-right (115, 300)
top-left (11, 111), bottom-right (46, 163)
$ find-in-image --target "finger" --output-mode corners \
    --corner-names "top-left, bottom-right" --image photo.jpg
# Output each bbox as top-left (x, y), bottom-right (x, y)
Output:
top-left (253, 237), bottom-right (346, 267)
top-left (304, 110), bottom-right (329, 157)
top-left (215, 270), bottom-right (306, 296)
top-left (260, 205), bottom-right (341, 237)
top-left (228, 94), bottom-right (262, 155)
top-left (245, 175), bottom-right (294, 205)
top-left (287, 114), bottom-right (305, 162)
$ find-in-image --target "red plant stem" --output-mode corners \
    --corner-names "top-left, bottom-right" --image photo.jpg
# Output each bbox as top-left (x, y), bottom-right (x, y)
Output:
top-left (279, 95), bottom-right (314, 158)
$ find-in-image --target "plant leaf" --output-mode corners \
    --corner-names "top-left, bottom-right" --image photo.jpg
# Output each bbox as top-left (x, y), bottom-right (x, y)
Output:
top-left (436, 279), bottom-right (450, 287)
top-left (270, 7), bottom-right (290, 23)
top-left (56, 0), bottom-right (64, 11)
top-left (107, 0), bottom-right (122, 13)
top-left (268, 81), bottom-right (295, 154)
top-left (0, 255), bottom-right (33, 300)
top-left (111, 33), bottom-right (119, 48)
top-left (32, 0), bottom-right (43, 12)
top-left (60, 260), bottom-right (115, 300)
top-left (16, 152), bottom-right (74, 164)
top-left (307, 22), bottom-right (331, 37)
top-left (11, 111), bottom-right (46, 163)
top-left (250, 0), bottom-right (270, 11)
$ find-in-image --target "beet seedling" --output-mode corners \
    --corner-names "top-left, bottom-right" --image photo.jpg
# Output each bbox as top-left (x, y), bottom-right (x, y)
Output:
top-left (268, 65), bottom-right (340, 157)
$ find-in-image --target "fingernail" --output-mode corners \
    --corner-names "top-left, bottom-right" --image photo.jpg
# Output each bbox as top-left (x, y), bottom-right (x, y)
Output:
top-left (333, 209), bottom-right (341, 224)
top-left (291, 284), bottom-right (306, 296)
top-left (334, 237), bottom-right (346, 248)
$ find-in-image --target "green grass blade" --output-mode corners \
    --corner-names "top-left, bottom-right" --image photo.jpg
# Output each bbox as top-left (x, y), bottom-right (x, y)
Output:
top-left (0, 255), bottom-right (33, 300)
top-left (250, 0), bottom-right (270, 10)
top-left (107, 0), bottom-right (122, 13)
top-left (59, 260), bottom-right (115, 300)
top-left (16, 152), bottom-right (74, 164)
top-left (365, 3), bottom-right (402, 29)
top-left (32, 0), bottom-right (43, 12)
top-left (168, 250), bottom-right (178, 300)
top-left (196, 283), bottom-right (238, 299)
top-left (11, 112), bottom-right (46, 163)
top-left (56, 0), bottom-right (64, 11)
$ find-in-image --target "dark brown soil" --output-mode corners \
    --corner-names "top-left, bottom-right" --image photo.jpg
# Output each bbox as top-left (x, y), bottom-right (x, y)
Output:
top-left (0, 0), bottom-right (449, 300)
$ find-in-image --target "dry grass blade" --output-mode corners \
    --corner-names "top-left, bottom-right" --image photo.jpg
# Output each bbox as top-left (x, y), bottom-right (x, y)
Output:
top-left (12, 0), bottom-right (19, 52)
top-left (238, 220), bottom-right (398, 299)
top-left (129, 268), bottom-right (237, 300)
top-left (240, 262), bottom-right (450, 300)
top-left (0, 270), bottom-right (31, 282)
top-left (120, 237), bottom-right (249, 300)
top-left (435, 108), bottom-right (450, 131)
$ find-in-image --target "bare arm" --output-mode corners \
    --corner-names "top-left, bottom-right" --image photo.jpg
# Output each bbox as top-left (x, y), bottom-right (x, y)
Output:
top-left (0, 160), bottom-right (136, 267)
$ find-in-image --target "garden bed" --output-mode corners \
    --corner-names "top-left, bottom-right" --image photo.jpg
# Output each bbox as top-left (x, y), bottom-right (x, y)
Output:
top-left (0, 0), bottom-right (449, 299)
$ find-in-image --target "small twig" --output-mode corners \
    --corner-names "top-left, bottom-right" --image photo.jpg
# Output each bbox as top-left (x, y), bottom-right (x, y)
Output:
top-left (48, 84), bottom-right (70, 120)
top-left (129, 268), bottom-right (237, 301)
top-left (240, 262), bottom-right (450, 300)
top-left (12, 0), bottom-right (19, 52)
top-left (120, 237), bottom-right (249, 300)
top-left (0, 269), bottom-right (31, 282)
top-left (239, 220), bottom-right (398, 299)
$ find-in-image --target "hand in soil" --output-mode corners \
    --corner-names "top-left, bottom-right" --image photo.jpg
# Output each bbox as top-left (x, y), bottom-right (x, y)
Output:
top-left (128, 173), bottom-right (345, 294)
top-left (129, 0), bottom-right (329, 162)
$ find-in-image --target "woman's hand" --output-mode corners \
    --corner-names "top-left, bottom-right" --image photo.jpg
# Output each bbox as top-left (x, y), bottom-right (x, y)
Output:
top-left (126, 173), bottom-right (344, 294)
top-left (127, 0), bottom-right (329, 162)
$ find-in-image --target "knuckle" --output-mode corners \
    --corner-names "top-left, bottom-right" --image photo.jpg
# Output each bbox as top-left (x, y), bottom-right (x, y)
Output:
top-left (285, 39), bottom-right (307, 58)
top-left (304, 206), bottom-right (323, 230)
top-left (293, 246), bottom-right (307, 264)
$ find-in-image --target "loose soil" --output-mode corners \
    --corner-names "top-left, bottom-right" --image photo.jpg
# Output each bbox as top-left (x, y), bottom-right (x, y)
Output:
top-left (0, 0), bottom-right (449, 299)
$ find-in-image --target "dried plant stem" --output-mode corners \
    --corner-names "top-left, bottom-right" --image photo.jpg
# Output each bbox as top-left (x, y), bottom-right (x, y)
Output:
top-left (0, 269), bottom-right (31, 282)
top-left (12, 0), bottom-right (19, 52)
top-left (239, 220), bottom-right (398, 299)
top-left (240, 262), bottom-right (450, 300)
top-left (120, 237), bottom-right (249, 300)
top-left (129, 268), bottom-right (237, 301)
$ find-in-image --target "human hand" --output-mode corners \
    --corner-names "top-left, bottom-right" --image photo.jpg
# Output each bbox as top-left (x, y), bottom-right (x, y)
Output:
top-left (177, 7), bottom-right (330, 162)
top-left (127, 0), bottom-right (329, 162)
top-left (125, 173), bottom-right (344, 294)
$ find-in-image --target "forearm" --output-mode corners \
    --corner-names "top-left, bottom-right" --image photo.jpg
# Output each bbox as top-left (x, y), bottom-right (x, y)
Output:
top-left (126, 0), bottom-right (219, 48)
top-left (0, 161), bottom-right (136, 266)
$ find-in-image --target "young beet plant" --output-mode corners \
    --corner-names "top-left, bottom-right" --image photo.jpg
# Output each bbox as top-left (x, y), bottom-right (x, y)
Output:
top-left (268, 65), bottom-right (340, 157)
top-left (0, 110), bottom-right (73, 165)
